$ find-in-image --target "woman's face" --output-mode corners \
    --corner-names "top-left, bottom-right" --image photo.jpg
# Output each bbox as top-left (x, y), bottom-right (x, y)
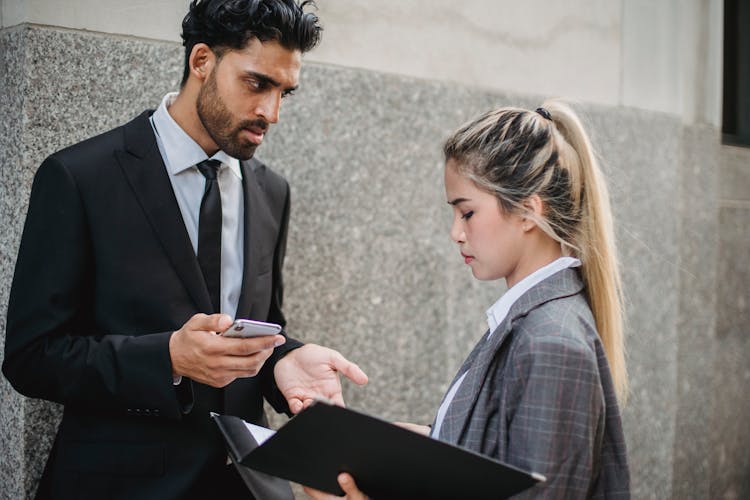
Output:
top-left (444, 160), bottom-right (528, 286)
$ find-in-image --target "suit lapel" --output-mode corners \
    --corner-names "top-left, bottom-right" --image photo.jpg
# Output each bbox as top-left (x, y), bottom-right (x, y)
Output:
top-left (115, 111), bottom-right (213, 313)
top-left (439, 268), bottom-right (585, 445)
top-left (234, 159), bottom-right (273, 320)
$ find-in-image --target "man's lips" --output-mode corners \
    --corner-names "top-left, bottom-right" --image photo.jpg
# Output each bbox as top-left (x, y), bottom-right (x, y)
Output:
top-left (461, 252), bottom-right (474, 264)
top-left (243, 126), bottom-right (265, 145)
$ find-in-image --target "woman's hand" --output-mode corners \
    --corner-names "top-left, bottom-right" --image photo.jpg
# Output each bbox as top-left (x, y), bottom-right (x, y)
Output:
top-left (304, 473), bottom-right (367, 500)
top-left (394, 421), bottom-right (431, 435)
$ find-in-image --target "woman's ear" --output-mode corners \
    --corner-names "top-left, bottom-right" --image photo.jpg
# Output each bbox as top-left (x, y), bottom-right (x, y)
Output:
top-left (520, 194), bottom-right (545, 232)
top-left (188, 43), bottom-right (215, 83)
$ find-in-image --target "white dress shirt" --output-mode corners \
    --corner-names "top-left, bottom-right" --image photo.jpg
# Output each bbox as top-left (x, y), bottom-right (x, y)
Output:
top-left (149, 92), bottom-right (245, 317)
top-left (431, 257), bottom-right (582, 438)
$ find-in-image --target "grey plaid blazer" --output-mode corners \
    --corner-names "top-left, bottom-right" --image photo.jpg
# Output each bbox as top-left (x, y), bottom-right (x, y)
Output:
top-left (435, 268), bottom-right (630, 499)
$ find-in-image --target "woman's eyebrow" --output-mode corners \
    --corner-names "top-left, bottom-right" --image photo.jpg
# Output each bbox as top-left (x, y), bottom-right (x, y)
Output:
top-left (447, 197), bottom-right (470, 206)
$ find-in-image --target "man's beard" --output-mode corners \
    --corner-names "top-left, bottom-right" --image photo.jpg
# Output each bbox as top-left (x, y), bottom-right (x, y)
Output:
top-left (196, 72), bottom-right (268, 160)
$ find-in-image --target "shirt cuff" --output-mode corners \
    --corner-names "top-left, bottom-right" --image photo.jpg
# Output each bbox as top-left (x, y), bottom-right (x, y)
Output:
top-left (173, 375), bottom-right (182, 385)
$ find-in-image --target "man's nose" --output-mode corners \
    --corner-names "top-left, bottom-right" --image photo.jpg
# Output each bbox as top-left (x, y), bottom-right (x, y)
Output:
top-left (255, 92), bottom-right (281, 124)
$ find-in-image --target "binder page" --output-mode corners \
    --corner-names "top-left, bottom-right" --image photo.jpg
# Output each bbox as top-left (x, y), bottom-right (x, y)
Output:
top-left (244, 422), bottom-right (276, 446)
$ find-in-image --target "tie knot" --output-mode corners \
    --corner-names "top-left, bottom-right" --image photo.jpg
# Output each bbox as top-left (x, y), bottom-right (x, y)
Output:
top-left (196, 159), bottom-right (222, 180)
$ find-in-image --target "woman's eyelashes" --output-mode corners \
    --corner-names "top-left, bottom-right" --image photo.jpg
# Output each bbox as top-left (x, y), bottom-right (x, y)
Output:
top-left (461, 210), bottom-right (474, 220)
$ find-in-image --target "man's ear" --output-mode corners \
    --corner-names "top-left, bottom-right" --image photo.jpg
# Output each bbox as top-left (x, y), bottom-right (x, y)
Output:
top-left (188, 43), bottom-right (215, 83)
top-left (520, 194), bottom-right (545, 232)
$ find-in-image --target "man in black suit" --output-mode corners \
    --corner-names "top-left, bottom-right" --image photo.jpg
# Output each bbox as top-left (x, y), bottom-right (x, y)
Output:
top-left (2, 1), bottom-right (367, 498)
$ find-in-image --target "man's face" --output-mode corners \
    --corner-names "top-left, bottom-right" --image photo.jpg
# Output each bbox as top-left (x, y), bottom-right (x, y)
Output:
top-left (197, 38), bottom-right (301, 160)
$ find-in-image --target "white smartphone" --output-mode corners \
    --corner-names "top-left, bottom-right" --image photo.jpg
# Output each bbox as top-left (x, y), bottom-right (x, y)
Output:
top-left (222, 319), bottom-right (283, 338)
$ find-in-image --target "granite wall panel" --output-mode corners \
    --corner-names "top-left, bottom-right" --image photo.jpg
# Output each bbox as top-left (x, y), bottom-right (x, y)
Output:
top-left (0, 24), bottom-right (30, 500)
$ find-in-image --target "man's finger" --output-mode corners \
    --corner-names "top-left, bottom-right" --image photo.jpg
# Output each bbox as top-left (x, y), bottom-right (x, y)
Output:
top-left (221, 350), bottom-right (274, 373)
top-left (223, 334), bottom-right (285, 355)
top-left (288, 398), bottom-right (304, 414)
top-left (330, 352), bottom-right (368, 385)
top-left (327, 392), bottom-right (345, 407)
top-left (191, 312), bottom-right (233, 333)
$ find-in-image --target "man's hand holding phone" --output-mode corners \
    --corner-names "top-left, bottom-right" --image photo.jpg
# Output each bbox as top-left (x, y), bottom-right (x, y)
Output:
top-left (168, 313), bottom-right (286, 388)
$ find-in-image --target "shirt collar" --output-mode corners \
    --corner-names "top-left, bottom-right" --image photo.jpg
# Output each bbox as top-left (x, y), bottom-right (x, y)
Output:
top-left (151, 92), bottom-right (242, 179)
top-left (486, 256), bottom-right (582, 336)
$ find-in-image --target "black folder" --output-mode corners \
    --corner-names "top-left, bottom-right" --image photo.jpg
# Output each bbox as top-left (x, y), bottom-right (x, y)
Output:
top-left (212, 401), bottom-right (543, 499)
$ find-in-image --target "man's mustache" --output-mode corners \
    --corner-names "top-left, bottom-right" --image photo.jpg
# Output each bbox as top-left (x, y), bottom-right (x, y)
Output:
top-left (238, 119), bottom-right (269, 132)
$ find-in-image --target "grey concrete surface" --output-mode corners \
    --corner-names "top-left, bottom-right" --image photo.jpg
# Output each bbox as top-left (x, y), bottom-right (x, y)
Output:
top-left (672, 125), bottom-right (720, 500)
top-left (711, 204), bottom-right (750, 499)
top-left (589, 107), bottom-right (682, 500)
top-left (710, 145), bottom-right (750, 500)
top-left (1, 24), bottom-right (748, 500)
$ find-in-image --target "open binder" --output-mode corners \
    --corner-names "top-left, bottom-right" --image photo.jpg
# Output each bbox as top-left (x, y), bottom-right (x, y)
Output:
top-left (212, 401), bottom-right (543, 499)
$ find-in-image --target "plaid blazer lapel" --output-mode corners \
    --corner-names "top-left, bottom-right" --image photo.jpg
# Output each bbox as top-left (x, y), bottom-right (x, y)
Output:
top-left (447, 330), bottom-right (489, 391)
top-left (438, 323), bottom-right (514, 444)
top-left (431, 329), bottom-right (488, 428)
top-left (438, 268), bottom-right (585, 445)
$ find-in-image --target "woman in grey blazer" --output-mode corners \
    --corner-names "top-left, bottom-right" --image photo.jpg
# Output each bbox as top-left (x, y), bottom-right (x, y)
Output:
top-left (308, 102), bottom-right (630, 499)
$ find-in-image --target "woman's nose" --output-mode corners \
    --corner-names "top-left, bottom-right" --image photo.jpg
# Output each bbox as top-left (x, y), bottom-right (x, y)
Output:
top-left (450, 217), bottom-right (465, 244)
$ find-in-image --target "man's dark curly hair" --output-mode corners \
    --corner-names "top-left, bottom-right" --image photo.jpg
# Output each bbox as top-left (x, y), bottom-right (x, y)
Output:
top-left (180, 0), bottom-right (322, 86)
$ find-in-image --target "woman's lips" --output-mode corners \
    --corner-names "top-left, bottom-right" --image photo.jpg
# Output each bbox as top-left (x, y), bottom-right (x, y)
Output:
top-left (461, 252), bottom-right (474, 264)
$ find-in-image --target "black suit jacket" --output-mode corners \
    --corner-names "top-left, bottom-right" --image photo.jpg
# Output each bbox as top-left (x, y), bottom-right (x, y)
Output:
top-left (3, 111), bottom-right (302, 499)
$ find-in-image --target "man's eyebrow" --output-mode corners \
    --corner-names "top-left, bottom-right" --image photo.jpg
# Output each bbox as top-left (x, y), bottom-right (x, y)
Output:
top-left (447, 197), bottom-right (470, 206)
top-left (243, 70), bottom-right (298, 92)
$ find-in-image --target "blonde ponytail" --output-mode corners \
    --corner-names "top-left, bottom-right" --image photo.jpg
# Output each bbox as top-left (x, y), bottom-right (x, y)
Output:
top-left (544, 100), bottom-right (628, 405)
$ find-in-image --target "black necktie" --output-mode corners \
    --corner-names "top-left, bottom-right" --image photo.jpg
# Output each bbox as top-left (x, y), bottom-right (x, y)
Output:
top-left (196, 159), bottom-right (222, 313)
